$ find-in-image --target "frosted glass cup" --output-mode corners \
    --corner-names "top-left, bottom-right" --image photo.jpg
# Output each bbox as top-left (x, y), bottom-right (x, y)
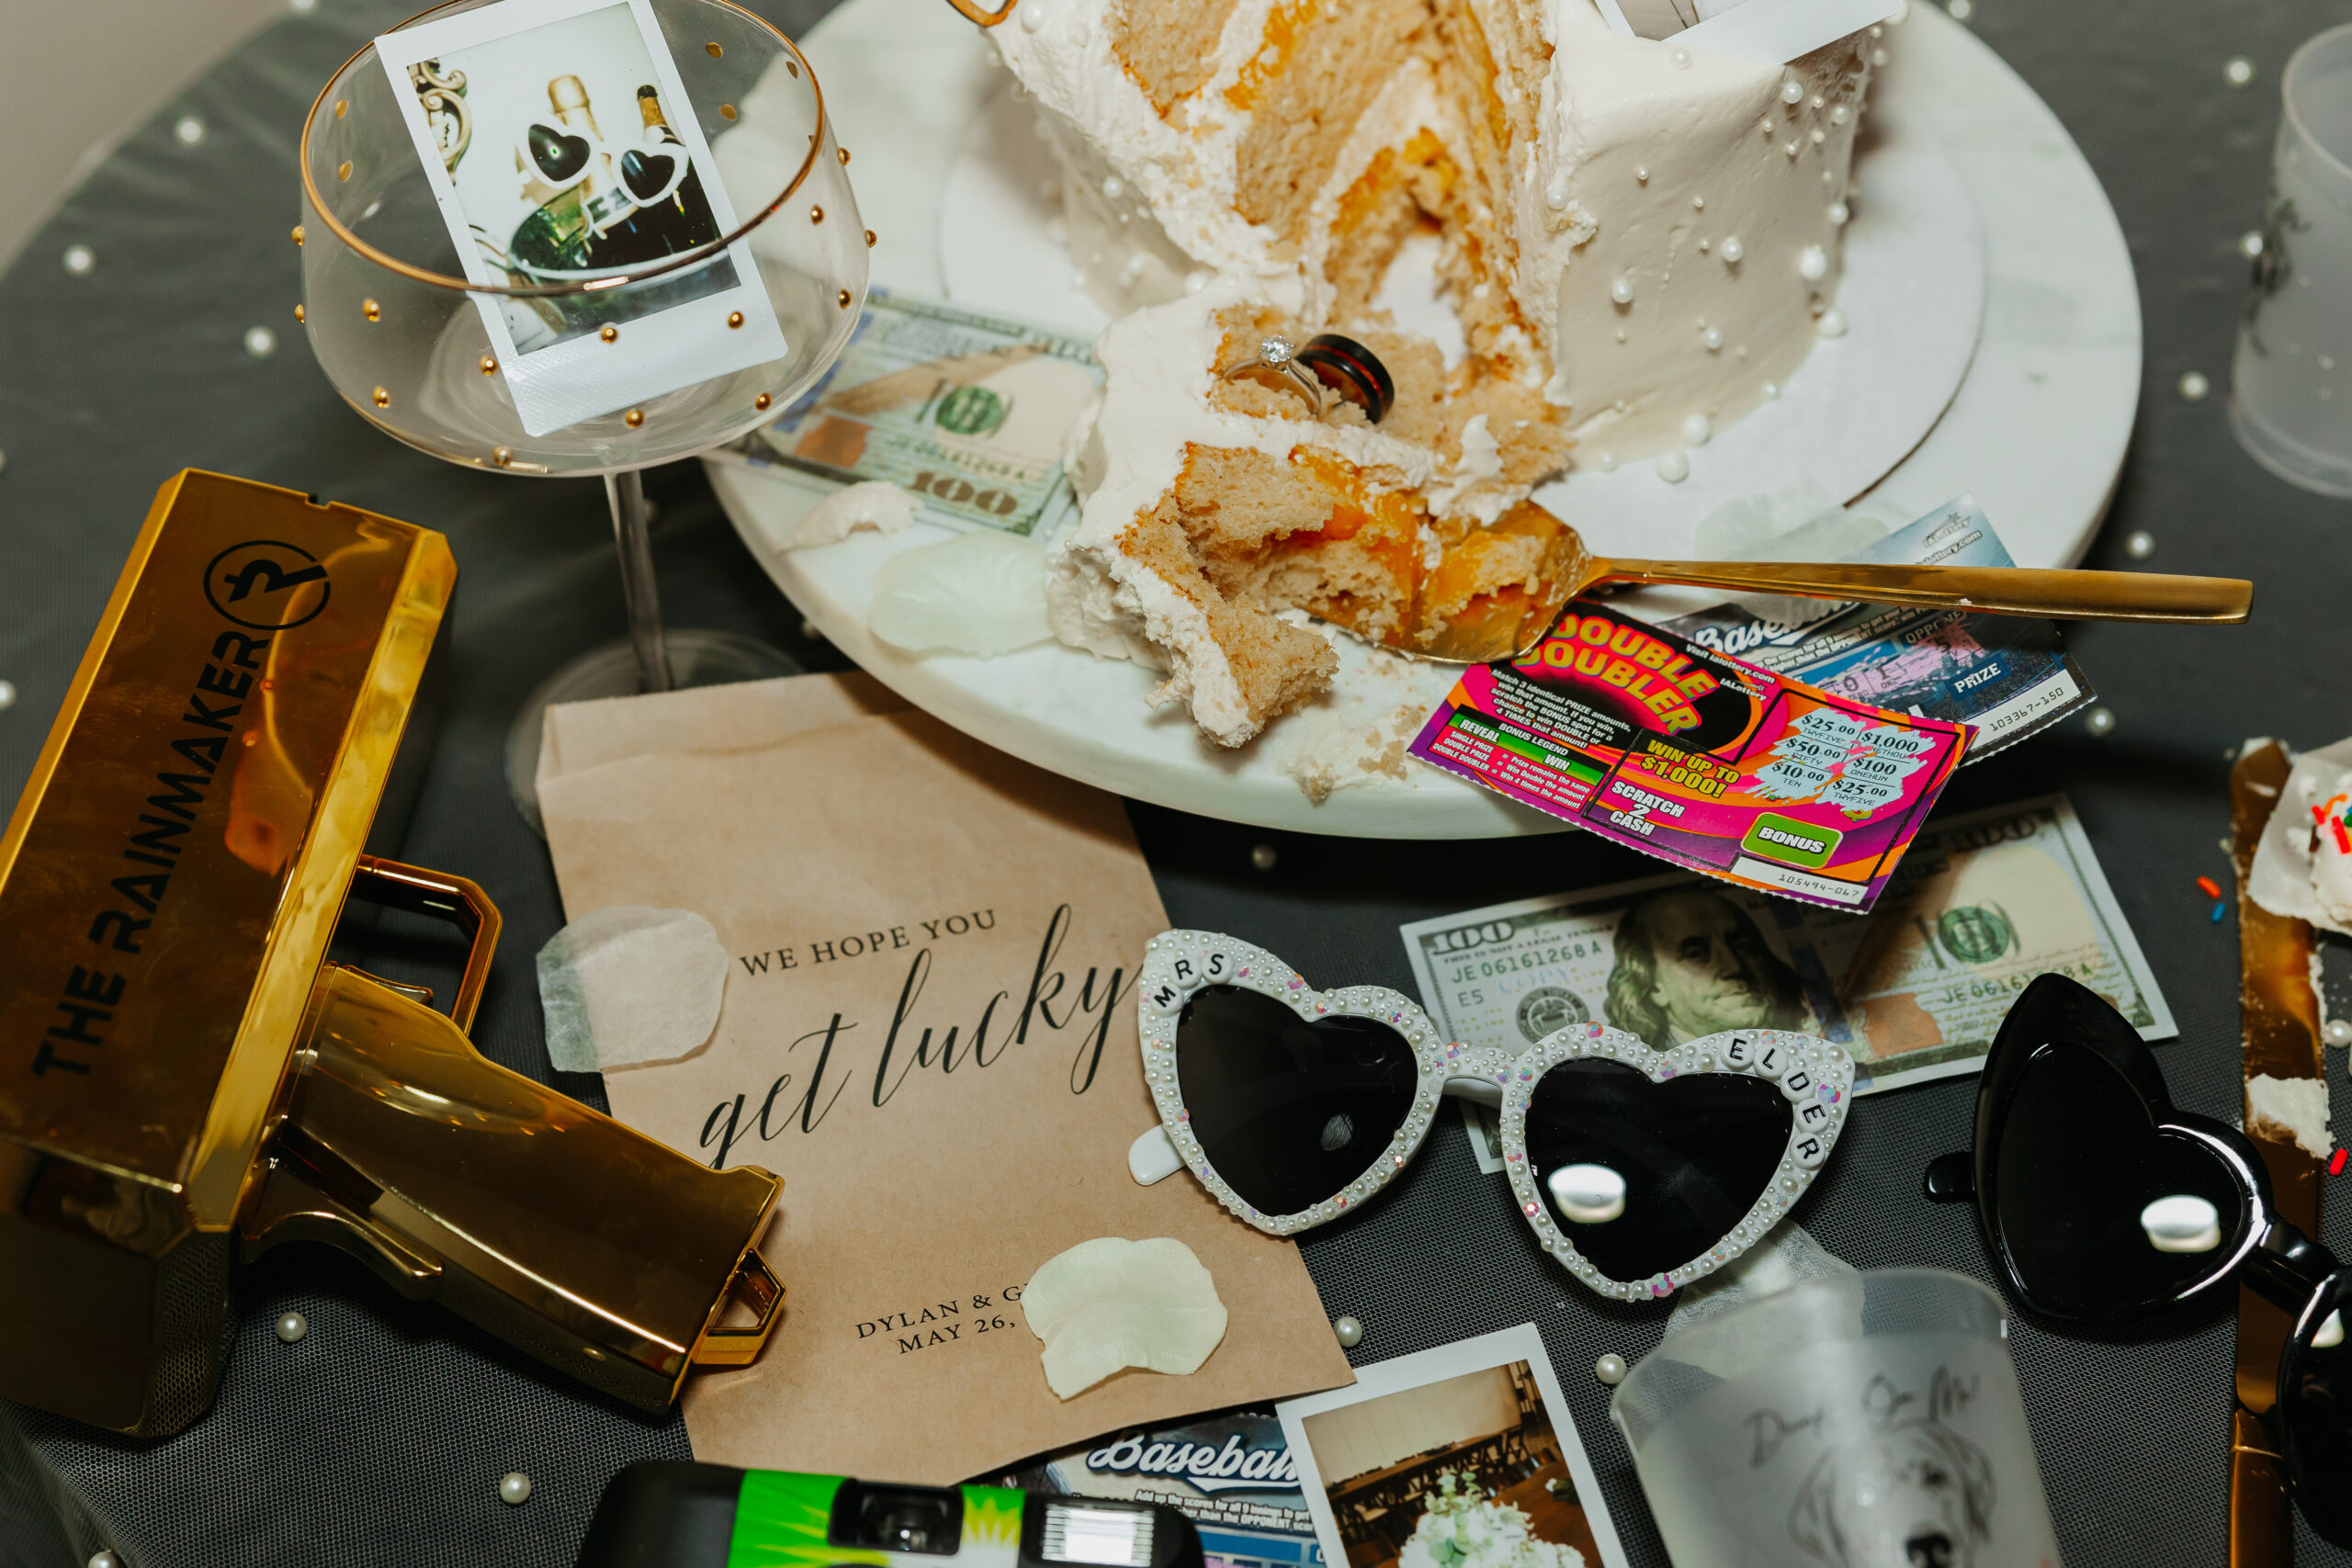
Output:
top-left (1610, 1269), bottom-right (2061, 1568)
top-left (2231, 22), bottom-right (2352, 497)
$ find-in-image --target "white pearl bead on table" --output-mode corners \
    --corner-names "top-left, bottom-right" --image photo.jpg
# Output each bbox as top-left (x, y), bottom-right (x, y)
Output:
top-left (274, 1311), bottom-right (308, 1343)
top-left (1595, 1354), bottom-right (1628, 1385)
top-left (1250, 843), bottom-right (1278, 872)
top-left (1333, 1316), bottom-right (1364, 1348)
top-left (2325, 1019), bottom-right (2352, 1048)
top-left (499, 1472), bottom-right (534, 1506)
top-left (88, 1552), bottom-right (123, 1568)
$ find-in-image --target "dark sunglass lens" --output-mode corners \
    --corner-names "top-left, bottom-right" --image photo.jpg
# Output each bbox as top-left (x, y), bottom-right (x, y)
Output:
top-left (2283, 1284), bottom-right (2352, 1547)
top-left (1174, 985), bottom-right (1419, 1217)
top-left (1992, 1041), bottom-right (2247, 1314)
top-left (1522, 1058), bottom-right (1791, 1281)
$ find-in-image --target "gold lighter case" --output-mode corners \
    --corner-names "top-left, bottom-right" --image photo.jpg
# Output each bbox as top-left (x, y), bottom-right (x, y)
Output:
top-left (0, 471), bottom-right (783, 1437)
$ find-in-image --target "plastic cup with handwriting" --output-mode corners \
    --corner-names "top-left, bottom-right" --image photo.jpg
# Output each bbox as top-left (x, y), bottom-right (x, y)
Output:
top-left (1610, 1269), bottom-right (2060, 1568)
top-left (2232, 23), bottom-right (2352, 496)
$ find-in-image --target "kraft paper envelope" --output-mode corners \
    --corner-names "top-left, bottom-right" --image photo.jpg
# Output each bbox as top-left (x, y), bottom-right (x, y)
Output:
top-left (537, 677), bottom-right (1352, 1482)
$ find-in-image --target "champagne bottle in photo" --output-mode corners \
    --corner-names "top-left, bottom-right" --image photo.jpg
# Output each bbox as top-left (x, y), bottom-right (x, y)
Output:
top-left (593, 84), bottom-right (723, 262)
top-left (508, 74), bottom-right (638, 274)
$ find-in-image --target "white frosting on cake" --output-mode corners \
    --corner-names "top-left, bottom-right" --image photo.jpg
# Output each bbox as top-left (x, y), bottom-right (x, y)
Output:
top-left (2248, 1073), bottom-right (2334, 1162)
top-left (1050, 278), bottom-right (1496, 746)
top-left (994, 0), bottom-right (1877, 457)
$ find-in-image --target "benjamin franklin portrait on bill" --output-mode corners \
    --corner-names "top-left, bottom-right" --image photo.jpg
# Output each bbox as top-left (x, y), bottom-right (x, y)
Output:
top-left (1603, 887), bottom-right (1811, 1049)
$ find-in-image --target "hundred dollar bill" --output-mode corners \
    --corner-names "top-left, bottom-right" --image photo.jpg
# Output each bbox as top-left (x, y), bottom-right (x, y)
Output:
top-left (707, 288), bottom-right (1101, 540)
top-left (1399, 793), bottom-right (2174, 1171)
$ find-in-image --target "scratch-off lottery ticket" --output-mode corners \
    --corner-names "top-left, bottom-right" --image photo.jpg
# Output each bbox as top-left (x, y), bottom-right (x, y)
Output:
top-left (1409, 599), bottom-right (1973, 912)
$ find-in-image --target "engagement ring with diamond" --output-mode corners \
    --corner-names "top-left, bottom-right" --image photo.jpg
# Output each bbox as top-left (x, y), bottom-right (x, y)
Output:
top-left (1219, 333), bottom-right (1325, 416)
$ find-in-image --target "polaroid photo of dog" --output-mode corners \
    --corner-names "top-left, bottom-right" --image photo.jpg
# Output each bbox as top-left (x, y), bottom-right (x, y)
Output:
top-left (377, 0), bottom-right (786, 435)
top-left (1589, 0), bottom-right (1903, 64)
top-left (1278, 1325), bottom-right (1630, 1568)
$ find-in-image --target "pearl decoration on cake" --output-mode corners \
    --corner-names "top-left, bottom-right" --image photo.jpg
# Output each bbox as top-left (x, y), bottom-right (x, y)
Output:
top-left (1761, 381), bottom-right (1781, 400)
top-left (1610, 276), bottom-right (1635, 304)
top-left (2085, 706), bottom-right (2117, 738)
top-left (1680, 412), bottom-right (1713, 446)
top-left (1691, 194), bottom-right (1705, 209)
top-left (1021, 0), bottom-right (1048, 28)
top-left (1333, 1316), bottom-right (1364, 1348)
top-left (1596, 451), bottom-right (1616, 471)
top-left (1669, 47), bottom-right (1691, 68)
top-left (1100, 175), bottom-right (1123, 199)
top-left (1781, 81), bottom-right (1804, 104)
top-left (1832, 104), bottom-right (1851, 125)
top-left (1719, 236), bottom-right (1745, 264)
top-left (1545, 168), bottom-right (1573, 209)
top-left (1816, 309), bottom-right (1849, 338)
top-left (275, 1311), bottom-right (308, 1343)
top-left (1595, 1354), bottom-right (1628, 1385)
top-left (1703, 327), bottom-right (1724, 351)
top-left (2325, 1020), bottom-right (2352, 1048)
top-left (1657, 450), bottom-right (1690, 483)
top-left (1635, 166), bottom-right (1649, 183)
top-left (1811, 128), bottom-right (1826, 145)
top-left (500, 1472), bottom-right (534, 1506)
top-left (1798, 244), bottom-right (1829, 282)
top-left (1828, 200), bottom-right (1850, 225)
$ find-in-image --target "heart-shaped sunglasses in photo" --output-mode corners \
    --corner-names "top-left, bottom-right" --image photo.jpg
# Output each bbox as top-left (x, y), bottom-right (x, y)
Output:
top-left (521, 123), bottom-right (693, 206)
top-left (1924, 972), bottom-right (2352, 1546)
top-left (1125, 931), bottom-right (1855, 1303)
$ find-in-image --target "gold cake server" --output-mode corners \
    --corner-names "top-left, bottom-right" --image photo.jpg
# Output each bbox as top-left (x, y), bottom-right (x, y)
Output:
top-left (0, 471), bottom-right (784, 1437)
top-left (2228, 739), bottom-right (2326, 1568)
top-left (1317, 503), bottom-right (2255, 664)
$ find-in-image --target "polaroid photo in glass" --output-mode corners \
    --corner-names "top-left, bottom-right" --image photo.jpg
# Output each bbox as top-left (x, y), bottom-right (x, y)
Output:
top-left (1589, 0), bottom-right (1902, 64)
top-left (377, 0), bottom-right (786, 435)
top-left (1278, 1325), bottom-right (1632, 1568)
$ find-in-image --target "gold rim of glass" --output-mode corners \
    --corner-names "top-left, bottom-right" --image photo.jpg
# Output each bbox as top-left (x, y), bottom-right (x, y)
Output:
top-left (299, 0), bottom-right (831, 298)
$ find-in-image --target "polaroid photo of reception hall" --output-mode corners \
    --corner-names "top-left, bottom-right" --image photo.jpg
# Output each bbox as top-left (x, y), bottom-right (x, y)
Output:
top-left (1280, 1327), bottom-right (1630, 1568)
top-left (379, 0), bottom-right (786, 434)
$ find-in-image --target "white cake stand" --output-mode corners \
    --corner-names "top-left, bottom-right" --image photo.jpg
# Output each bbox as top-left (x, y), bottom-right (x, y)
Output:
top-left (708, 0), bottom-right (2141, 839)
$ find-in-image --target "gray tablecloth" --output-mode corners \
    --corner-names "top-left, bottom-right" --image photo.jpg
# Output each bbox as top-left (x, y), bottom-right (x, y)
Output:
top-left (3, 0), bottom-right (2350, 1563)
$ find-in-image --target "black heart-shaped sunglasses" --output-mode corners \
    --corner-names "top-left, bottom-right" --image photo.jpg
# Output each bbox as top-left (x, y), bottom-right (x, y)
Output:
top-left (1125, 931), bottom-right (1855, 1302)
top-left (1925, 972), bottom-right (2350, 1546)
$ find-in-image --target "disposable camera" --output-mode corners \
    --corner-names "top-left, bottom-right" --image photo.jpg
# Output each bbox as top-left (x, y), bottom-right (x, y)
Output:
top-left (576, 1463), bottom-right (1207, 1568)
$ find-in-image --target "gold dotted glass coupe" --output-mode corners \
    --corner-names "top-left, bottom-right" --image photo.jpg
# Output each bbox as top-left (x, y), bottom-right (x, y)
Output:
top-left (298, 0), bottom-right (868, 822)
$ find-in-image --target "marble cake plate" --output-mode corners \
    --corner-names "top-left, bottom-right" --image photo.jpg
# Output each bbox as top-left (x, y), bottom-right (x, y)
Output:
top-left (707, 0), bottom-right (2141, 839)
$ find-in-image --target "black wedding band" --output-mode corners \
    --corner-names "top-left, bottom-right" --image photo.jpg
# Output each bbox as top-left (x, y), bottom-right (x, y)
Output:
top-left (1297, 333), bottom-right (1396, 424)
